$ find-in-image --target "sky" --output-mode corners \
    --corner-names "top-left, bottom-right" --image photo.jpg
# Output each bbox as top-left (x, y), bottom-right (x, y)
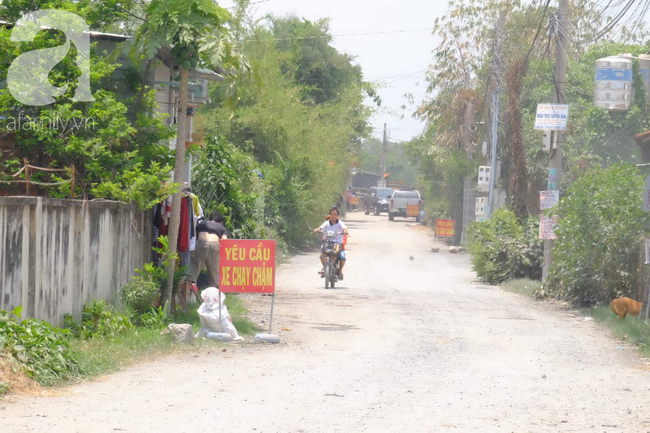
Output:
top-left (221, 0), bottom-right (449, 142)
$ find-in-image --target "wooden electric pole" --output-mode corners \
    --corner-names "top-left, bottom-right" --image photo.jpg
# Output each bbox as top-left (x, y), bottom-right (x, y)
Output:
top-left (542, 0), bottom-right (569, 282)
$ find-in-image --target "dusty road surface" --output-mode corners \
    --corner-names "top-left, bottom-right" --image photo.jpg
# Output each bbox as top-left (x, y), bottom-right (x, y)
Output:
top-left (3, 213), bottom-right (650, 432)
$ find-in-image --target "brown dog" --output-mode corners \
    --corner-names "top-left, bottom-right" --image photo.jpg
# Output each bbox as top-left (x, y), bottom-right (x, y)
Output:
top-left (610, 297), bottom-right (642, 320)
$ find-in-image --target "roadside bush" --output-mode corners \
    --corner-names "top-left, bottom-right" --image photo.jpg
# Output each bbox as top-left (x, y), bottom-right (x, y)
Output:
top-left (64, 301), bottom-right (133, 340)
top-left (0, 307), bottom-right (81, 386)
top-left (62, 314), bottom-right (82, 337)
top-left (119, 236), bottom-right (182, 318)
top-left (542, 164), bottom-right (650, 304)
top-left (120, 277), bottom-right (160, 317)
top-left (468, 208), bottom-right (543, 284)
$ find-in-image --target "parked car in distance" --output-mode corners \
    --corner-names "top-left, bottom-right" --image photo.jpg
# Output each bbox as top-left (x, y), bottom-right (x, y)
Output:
top-left (388, 189), bottom-right (422, 222)
top-left (364, 187), bottom-right (395, 216)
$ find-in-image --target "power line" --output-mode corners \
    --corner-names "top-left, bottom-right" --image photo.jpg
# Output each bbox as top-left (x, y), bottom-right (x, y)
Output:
top-left (366, 69), bottom-right (428, 83)
top-left (387, 134), bottom-right (416, 142)
top-left (607, 0), bottom-right (650, 42)
top-left (226, 0), bottom-right (271, 10)
top-left (241, 27), bottom-right (434, 43)
top-left (567, 0), bottom-right (640, 43)
top-left (555, 0), bottom-right (650, 46)
top-left (524, 0), bottom-right (552, 62)
top-left (366, 70), bottom-right (421, 80)
top-left (568, 0), bottom-right (650, 44)
top-left (384, 70), bottom-right (428, 85)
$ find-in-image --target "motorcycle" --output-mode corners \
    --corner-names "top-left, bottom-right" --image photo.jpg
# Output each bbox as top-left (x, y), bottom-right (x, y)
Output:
top-left (317, 229), bottom-right (346, 289)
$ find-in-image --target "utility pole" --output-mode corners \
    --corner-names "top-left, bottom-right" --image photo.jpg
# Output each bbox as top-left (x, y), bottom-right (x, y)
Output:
top-left (463, 70), bottom-right (474, 155)
top-left (381, 123), bottom-right (387, 187)
top-left (542, 0), bottom-right (569, 282)
top-left (486, 10), bottom-right (506, 219)
top-left (487, 89), bottom-right (500, 219)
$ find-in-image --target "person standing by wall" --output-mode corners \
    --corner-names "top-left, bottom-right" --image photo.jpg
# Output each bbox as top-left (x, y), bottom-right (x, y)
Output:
top-left (190, 211), bottom-right (228, 288)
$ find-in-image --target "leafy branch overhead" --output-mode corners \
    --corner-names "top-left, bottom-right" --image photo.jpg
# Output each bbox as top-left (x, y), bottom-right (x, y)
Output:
top-left (0, 1), bottom-right (176, 205)
top-left (132, 0), bottom-right (249, 77)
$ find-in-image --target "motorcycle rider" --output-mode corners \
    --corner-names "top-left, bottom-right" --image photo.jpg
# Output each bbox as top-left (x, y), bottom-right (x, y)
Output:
top-left (313, 206), bottom-right (348, 280)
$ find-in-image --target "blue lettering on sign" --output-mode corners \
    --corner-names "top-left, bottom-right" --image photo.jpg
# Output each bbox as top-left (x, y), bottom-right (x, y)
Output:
top-left (549, 169), bottom-right (557, 176)
top-left (595, 68), bottom-right (633, 81)
top-left (538, 113), bottom-right (567, 119)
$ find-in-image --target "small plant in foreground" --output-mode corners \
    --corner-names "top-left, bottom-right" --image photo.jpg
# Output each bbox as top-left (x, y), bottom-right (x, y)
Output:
top-left (121, 277), bottom-right (160, 317)
top-left (0, 307), bottom-right (81, 386)
top-left (138, 307), bottom-right (169, 329)
top-left (63, 301), bottom-right (134, 340)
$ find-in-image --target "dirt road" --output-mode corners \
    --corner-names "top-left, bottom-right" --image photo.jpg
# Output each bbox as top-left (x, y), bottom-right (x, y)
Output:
top-left (3, 213), bottom-right (650, 432)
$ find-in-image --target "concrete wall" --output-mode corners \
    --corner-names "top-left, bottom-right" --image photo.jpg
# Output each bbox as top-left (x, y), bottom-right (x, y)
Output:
top-left (0, 197), bottom-right (152, 324)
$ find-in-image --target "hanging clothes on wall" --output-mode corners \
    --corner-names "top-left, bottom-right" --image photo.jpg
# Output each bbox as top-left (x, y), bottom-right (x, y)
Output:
top-left (153, 203), bottom-right (162, 239)
top-left (162, 196), bottom-right (172, 230)
top-left (179, 191), bottom-right (200, 275)
top-left (188, 196), bottom-right (195, 242)
top-left (178, 196), bottom-right (189, 253)
top-left (151, 190), bottom-right (203, 275)
top-left (152, 200), bottom-right (169, 251)
top-left (191, 194), bottom-right (200, 218)
top-left (152, 203), bottom-right (163, 263)
top-left (155, 196), bottom-right (171, 252)
top-left (190, 195), bottom-right (203, 253)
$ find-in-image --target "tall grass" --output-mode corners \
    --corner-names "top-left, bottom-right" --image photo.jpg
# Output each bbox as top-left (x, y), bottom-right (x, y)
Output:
top-left (500, 278), bottom-right (541, 298)
top-left (2, 293), bottom-right (261, 392)
top-left (70, 328), bottom-right (183, 378)
top-left (589, 306), bottom-right (650, 356)
top-left (225, 295), bottom-right (260, 335)
top-left (70, 294), bottom-right (258, 381)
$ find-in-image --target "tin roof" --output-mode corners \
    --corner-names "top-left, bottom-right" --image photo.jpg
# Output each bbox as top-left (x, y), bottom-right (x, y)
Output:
top-left (0, 20), bottom-right (224, 80)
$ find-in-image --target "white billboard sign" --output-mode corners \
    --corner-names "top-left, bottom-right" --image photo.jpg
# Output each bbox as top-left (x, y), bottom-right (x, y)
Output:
top-left (534, 104), bottom-right (569, 131)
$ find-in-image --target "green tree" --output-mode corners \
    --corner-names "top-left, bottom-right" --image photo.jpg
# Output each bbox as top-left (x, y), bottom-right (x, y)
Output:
top-left (543, 164), bottom-right (650, 304)
top-left (0, 1), bottom-right (175, 203)
top-left (132, 0), bottom-right (249, 306)
top-left (271, 17), bottom-right (362, 105)
top-left (198, 4), bottom-right (372, 249)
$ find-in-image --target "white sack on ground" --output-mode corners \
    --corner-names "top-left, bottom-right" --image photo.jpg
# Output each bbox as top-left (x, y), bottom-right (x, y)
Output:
top-left (196, 287), bottom-right (244, 341)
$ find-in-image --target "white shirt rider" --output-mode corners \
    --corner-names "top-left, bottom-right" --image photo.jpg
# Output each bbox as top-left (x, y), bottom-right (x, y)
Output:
top-left (319, 218), bottom-right (347, 244)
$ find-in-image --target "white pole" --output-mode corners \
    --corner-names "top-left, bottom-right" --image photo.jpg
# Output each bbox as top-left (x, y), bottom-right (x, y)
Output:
top-left (268, 293), bottom-right (275, 334)
top-left (487, 89), bottom-right (499, 218)
top-left (542, 0), bottom-right (569, 282)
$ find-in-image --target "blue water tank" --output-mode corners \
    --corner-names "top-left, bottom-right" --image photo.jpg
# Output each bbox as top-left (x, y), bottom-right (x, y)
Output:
top-left (594, 56), bottom-right (634, 110)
